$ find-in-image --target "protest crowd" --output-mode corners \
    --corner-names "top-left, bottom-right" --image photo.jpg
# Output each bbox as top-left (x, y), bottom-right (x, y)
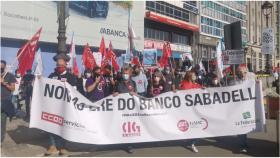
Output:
top-left (1, 28), bottom-right (279, 156)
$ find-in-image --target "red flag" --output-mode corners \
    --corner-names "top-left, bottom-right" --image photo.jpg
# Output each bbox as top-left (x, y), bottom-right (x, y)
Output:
top-left (165, 42), bottom-right (172, 58)
top-left (158, 43), bottom-right (168, 67)
top-left (17, 27), bottom-right (42, 75)
top-left (99, 37), bottom-right (106, 57)
top-left (158, 42), bottom-right (172, 67)
top-left (82, 43), bottom-right (96, 70)
top-left (131, 57), bottom-right (140, 66)
top-left (69, 33), bottom-right (80, 76)
top-left (103, 41), bottom-right (119, 71)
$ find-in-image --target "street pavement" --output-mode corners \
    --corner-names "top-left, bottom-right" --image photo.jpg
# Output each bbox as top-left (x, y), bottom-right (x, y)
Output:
top-left (1, 118), bottom-right (279, 157)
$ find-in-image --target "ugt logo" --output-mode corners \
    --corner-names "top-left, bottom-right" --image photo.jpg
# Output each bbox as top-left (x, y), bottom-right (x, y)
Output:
top-left (122, 121), bottom-right (141, 137)
top-left (242, 112), bottom-right (251, 119)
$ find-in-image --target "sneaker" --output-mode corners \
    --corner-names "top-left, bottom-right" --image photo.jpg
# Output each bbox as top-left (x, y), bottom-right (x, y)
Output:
top-left (126, 146), bottom-right (134, 154)
top-left (240, 148), bottom-right (248, 153)
top-left (191, 144), bottom-right (198, 153)
top-left (44, 145), bottom-right (59, 156)
top-left (59, 148), bottom-right (68, 156)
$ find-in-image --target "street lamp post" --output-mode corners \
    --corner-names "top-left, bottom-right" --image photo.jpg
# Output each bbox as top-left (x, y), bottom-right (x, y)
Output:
top-left (57, 1), bottom-right (67, 55)
top-left (262, 1), bottom-right (273, 74)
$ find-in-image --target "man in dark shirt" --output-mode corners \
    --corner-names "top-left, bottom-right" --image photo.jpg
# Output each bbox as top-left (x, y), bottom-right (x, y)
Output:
top-left (114, 67), bottom-right (137, 95)
top-left (102, 65), bottom-right (115, 97)
top-left (113, 66), bottom-right (136, 154)
top-left (162, 66), bottom-right (176, 92)
top-left (1, 60), bottom-right (16, 142)
top-left (22, 69), bottom-right (34, 121)
top-left (45, 54), bottom-right (76, 156)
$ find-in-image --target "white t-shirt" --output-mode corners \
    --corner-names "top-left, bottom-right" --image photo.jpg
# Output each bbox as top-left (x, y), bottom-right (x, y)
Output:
top-left (13, 77), bottom-right (21, 95)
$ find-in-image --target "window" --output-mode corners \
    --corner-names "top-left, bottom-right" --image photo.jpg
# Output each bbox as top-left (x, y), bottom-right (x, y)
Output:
top-left (146, 1), bottom-right (191, 23)
top-left (144, 28), bottom-right (170, 41)
top-left (172, 33), bottom-right (189, 45)
top-left (203, 48), bottom-right (207, 58)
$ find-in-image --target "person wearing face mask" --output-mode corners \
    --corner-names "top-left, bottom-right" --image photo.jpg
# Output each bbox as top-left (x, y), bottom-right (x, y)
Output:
top-left (102, 65), bottom-right (116, 97)
top-left (21, 69), bottom-right (34, 122)
top-left (180, 70), bottom-right (202, 153)
top-left (86, 66), bottom-right (106, 102)
top-left (113, 67), bottom-right (136, 154)
top-left (12, 69), bottom-right (22, 116)
top-left (147, 71), bottom-right (165, 97)
top-left (180, 71), bottom-right (202, 90)
top-left (46, 54), bottom-right (77, 156)
top-left (162, 66), bottom-right (176, 92)
top-left (1, 60), bottom-right (16, 143)
top-left (76, 69), bottom-right (91, 97)
top-left (114, 67), bottom-right (137, 95)
top-left (209, 75), bottom-right (221, 87)
top-left (174, 68), bottom-right (183, 90)
top-left (131, 65), bottom-right (148, 97)
top-left (227, 65), bottom-right (252, 153)
top-left (228, 65), bottom-right (253, 86)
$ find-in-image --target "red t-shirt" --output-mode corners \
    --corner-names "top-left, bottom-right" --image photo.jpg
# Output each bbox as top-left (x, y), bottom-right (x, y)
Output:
top-left (180, 80), bottom-right (202, 90)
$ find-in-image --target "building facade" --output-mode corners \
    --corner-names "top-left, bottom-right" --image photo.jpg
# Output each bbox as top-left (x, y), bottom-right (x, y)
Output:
top-left (246, 1), bottom-right (280, 73)
top-left (197, 1), bottom-right (247, 70)
top-left (144, 1), bottom-right (199, 67)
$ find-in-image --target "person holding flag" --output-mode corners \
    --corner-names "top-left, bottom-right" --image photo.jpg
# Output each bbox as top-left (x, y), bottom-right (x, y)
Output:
top-left (132, 64), bottom-right (148, 97)
top-left (1, 60), bottom-right (16, 142)
top-left (45, 53), bottom-right (77, 156)
top-left (85, 66), bottom-right (107, 102)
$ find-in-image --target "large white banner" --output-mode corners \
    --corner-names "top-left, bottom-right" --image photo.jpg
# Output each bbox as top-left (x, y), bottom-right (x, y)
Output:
top-left (30, 77), bottom-right (265, 145)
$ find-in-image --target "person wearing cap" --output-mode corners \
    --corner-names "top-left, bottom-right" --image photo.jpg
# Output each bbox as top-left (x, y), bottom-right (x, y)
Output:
top-left (132, 65), bottom-right (148, 97)
top-left (45, 53), bottom-right (77, 156)
top-left (147, 70), bottom-right (165, 97)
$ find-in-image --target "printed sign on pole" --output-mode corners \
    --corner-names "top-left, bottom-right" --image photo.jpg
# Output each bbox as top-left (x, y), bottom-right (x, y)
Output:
top-left (222, 49), bottom-right (245, 65)
top-left (261, 27), bottom-right (274, 54)
top-left (180, 53), bottom-right (193, 61)
top-left (143, 49), bottom-right (157, 66)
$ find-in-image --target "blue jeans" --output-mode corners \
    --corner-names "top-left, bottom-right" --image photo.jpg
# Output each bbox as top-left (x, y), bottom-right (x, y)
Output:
top-left (48, 133), bottom-right (65, 149)
top-left (238, 134), bottom-right (248, 148)
top-left (138, 92), bottom-right (146, 97)
top-left (191, 139), bottom-right (197, 145)
top-left (12, 95), bottom-right (19, 111)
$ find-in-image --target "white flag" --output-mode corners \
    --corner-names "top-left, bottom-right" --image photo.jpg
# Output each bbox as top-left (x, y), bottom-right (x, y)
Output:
top-left (34, 48), bottom-right (43, 75)
top-left (216, 40), bottom-right (224, 80)
top-left (68, 32), bottom-right (75, 68)
top-left (199, 60), bottom-right (205, 72)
